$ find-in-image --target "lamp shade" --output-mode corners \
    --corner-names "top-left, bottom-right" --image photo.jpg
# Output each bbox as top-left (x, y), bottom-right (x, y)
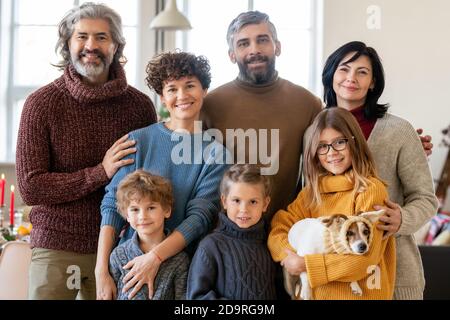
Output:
top-left (150, 0), bottom-right (192, 30)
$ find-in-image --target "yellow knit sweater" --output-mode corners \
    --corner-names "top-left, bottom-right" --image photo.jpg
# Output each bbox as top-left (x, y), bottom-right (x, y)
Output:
top-left (268, 175), bottom-right (396, 300)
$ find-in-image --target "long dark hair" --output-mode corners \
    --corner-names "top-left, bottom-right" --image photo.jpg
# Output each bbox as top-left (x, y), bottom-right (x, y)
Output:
top-left (322, 41), bottom-right (389, 120)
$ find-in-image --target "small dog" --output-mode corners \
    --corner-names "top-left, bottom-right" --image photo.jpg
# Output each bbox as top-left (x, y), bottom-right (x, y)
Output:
top-left (287, 210), bottom-right (384, 300)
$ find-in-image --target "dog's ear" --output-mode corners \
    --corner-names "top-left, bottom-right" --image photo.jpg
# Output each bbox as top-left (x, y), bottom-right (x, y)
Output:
top-left (322, 214), bottom-right (348, 227)
top-left (359, 209), bottom-right (385, 223)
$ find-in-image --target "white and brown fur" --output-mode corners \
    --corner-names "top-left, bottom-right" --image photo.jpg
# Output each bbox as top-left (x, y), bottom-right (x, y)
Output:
top-left (287, 210), bottom-right (384, 300)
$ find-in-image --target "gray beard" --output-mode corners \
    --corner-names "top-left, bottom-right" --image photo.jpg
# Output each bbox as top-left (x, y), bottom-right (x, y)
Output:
top-left (237, 58), bottom-right (277, 85)
top-left (73, 59), bottom-right (107, 79)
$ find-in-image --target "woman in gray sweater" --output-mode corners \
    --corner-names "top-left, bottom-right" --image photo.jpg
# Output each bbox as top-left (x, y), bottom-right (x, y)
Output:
top-left (321, 41), bottom-right (438, 299)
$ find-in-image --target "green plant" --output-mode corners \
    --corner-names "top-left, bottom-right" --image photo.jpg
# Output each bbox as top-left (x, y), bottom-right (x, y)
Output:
top-left (158, 105), bottom-right (170, 121)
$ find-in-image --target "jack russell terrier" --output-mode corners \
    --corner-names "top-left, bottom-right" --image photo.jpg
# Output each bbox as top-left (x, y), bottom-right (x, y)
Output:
top-left (287, 209), bottom-right (385, 300)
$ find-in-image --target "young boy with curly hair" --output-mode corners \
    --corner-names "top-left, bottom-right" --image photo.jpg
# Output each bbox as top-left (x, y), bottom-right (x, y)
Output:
top-left (110, 170), bottom-right (189, 300)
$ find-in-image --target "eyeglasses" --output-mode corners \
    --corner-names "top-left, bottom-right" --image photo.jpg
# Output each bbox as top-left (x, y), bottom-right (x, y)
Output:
top-left (317, 138), bottom-right (350, 155)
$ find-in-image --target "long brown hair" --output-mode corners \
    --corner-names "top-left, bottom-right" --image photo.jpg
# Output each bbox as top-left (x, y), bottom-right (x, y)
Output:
top-left (304, 107), bottom-right (382, 210)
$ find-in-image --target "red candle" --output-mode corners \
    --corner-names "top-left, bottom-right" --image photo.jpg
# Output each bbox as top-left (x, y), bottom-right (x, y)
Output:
top-left (10, 185), bottom-right (14, 226)
top-left (0, 174), bottom-right (5, 206)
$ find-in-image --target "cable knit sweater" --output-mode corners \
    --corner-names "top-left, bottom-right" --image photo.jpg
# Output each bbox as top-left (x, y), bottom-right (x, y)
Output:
top-left (187, 212), bottom-right (277, 300)
top-left (16, 64), bottom-right (156, 254)
top-left (268, 175), bottom-right (396, 300)
top-left (110, 231), bottom-right (189, 300)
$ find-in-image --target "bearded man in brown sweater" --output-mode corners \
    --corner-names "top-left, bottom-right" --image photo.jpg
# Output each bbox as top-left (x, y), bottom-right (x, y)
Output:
top-left (16, 3), bottom-right (156, 300)
top-left (201, 11), bottom-right (322, 222)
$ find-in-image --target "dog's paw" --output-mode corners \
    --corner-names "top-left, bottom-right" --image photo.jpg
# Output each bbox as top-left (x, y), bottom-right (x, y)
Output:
top-left (350, 282), bottom-right (363, 296)
top-left (352, 288), bottom-right (363, 296)
top-left (300, 287), bottom-right (312, 300)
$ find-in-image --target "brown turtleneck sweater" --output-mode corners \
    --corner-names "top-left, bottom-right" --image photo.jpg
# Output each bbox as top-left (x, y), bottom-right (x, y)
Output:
top-left (16, 64), bottom-right (156, 254)
top-left (200, 77), bottom-right (322, 220)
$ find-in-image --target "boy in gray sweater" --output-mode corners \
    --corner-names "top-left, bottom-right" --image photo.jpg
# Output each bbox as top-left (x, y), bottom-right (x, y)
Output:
top-left (109, 170), bottom-right (189, 300)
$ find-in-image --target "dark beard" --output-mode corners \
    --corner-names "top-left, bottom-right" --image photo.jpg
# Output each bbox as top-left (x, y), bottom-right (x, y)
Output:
top-left (237, 56), bottom-right (277, 85)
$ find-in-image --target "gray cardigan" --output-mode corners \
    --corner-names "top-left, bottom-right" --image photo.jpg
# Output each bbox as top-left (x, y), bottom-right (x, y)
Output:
top-left (367, 113), bottom-right (438, 299)
top-left (109, 231), bottom-right (189, 300)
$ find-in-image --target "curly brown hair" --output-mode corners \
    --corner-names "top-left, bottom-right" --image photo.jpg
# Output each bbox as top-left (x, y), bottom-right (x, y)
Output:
top-left (145, 51), bottom-right (211, 95)
top-left (116, 170), bottom-right (173, 219)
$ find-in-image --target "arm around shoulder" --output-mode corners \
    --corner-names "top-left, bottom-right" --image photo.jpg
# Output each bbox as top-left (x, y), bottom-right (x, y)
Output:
top-left (176, 144), bottom-right (229, 246)
top-left (395, 122), bottom-right (438, 235)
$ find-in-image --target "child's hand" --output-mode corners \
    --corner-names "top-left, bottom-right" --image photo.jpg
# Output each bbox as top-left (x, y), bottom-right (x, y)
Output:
top-left (281, 249), bottom-right (306, 276)
top-left (374, 199), bottom-right (402, 239)
top-left (95, 271), bottom-right (117, 300)
top-left (122, 251), bottom-right (162, 299)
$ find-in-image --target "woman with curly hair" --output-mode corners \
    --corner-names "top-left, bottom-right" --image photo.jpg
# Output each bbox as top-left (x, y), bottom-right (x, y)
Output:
top-left (95, 51), bottom-right (229, 300)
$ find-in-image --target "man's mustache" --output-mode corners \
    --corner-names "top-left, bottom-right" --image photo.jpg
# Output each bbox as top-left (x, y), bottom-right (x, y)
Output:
top-left (245, 54), bottom-right (268, 64)
top-left (79, 49), bottom-right (106, 62)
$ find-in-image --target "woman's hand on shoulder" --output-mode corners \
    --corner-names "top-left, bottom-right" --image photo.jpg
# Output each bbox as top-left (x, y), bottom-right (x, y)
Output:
top-left (122, 251), bottom-right (162, 299)
top-left (281, 249), bottom-right (306, 276)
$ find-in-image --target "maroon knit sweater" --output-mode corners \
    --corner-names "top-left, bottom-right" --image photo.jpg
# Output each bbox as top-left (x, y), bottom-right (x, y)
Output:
top-left (16, 64), bottom-right (156, 254)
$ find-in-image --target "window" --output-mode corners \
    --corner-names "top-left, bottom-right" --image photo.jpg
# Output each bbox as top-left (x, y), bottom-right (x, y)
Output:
top-left (0, 0), bottom-right (321, 163)
top-left (176, 0), bottom-right (321, 91)
top-left (0, 0), bottom-right (139, 163)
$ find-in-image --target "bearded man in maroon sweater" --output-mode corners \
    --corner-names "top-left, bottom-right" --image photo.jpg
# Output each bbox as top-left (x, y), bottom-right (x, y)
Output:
top-left (16, 3), bottom-right (156, 300)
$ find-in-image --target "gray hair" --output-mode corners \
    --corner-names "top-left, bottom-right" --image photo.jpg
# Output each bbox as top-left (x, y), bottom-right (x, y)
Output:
top-left (54, 2), bottom-right (126, 69)
top-left (226, 11), bottom-right (278, 52)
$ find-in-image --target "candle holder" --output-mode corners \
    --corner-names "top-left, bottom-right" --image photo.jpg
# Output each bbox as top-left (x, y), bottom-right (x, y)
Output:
top-left (0, 205), bottom-right (5, 228)
top-left (12, 210), bottom-right (24, 236)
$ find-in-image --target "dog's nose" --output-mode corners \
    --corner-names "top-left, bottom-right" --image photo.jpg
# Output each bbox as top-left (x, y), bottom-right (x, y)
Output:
top-left (358, 243), bottom-right (367, 252)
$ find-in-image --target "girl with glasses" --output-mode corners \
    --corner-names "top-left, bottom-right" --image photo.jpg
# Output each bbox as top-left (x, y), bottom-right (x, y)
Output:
top-left (268, 107), bottom-right (396, 300)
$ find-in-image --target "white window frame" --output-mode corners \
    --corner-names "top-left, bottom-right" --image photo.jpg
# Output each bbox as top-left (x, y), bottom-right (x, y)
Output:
top-left (176, 0), bottom-right (323, 93)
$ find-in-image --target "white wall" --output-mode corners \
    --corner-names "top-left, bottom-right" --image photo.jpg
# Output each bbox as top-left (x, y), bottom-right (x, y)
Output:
top-left (322, 0), bottom-right (450, 185)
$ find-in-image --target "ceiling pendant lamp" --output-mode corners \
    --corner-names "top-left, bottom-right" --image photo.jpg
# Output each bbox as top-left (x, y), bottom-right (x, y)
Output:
top-left (149, 0), bottom-right (192, 30)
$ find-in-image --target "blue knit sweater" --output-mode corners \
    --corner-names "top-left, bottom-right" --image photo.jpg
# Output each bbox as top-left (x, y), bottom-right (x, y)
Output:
top-left (101, 122), bottom-right (229, 246)
top-left (187, 212), bottom-right (277, 300)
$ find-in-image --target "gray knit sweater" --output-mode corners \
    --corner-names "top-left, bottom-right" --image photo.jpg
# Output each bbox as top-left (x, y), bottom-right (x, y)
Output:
top-left (367, 113), bottom-right (438, 300)
top-left (109, 231), bottom-right (189, 300)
